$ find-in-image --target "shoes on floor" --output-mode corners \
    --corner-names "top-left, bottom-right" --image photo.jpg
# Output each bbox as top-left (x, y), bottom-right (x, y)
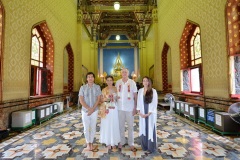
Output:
top-left (130, 146), bottom-right (137, 152)
top-left (145, 151), bottom-right (152, 155)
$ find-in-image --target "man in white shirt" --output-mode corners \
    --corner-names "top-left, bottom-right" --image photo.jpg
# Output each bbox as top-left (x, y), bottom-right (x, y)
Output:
top-left (115, 68), bottom-right (138, 151)
top-left (79, 72), bottom-right (101, 151)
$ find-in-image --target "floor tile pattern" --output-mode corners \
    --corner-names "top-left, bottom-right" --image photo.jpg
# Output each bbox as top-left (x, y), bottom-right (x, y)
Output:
top-left (0, 109), bottom-right (239, 159)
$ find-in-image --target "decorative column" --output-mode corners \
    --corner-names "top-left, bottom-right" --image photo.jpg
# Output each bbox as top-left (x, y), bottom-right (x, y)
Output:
top-left (90, 41), bottom-right (94, 72)
top-left (138, 40), bottom-right (142, 78)
top-left (139, 27), bottom-right (144, 79)
top-left (99, 47), bottom-right (103, 75)
top-left (93, 28), bottom-right (98, 74)
top-left (76, 9), bottom-right (83, 88)
top-left (142, 40), bottom-right (146, 77)
top-left (140, 27), bottom-right (147, 77)
top-left (152, 8), bottom-right (161, 90)
top-left (134, 47), bottom-right (138, 77)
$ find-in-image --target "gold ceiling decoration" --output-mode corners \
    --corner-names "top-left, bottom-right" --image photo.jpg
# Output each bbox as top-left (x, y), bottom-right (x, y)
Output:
top-left (77, 0), bottom-right (157, 45)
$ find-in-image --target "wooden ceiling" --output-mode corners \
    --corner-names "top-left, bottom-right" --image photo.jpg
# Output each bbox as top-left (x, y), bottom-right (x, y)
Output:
top-left (78, 0), bottom-right (157, 41)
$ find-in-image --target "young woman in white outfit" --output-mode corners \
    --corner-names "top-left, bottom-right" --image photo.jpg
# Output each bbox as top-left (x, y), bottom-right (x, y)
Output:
top-left (137, 76), bottom-right (158, 154)
top-left (99, 75), bottom-right (120, 150)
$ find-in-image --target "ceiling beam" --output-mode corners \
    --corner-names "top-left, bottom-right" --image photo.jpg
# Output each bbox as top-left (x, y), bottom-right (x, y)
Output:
top-left (144, 23), bottom-right (152, 39)
top-left (98, 40), bottom-right (139, 43)
top-left (102, 18), bottom-right (134, 21)
top-left (82, 23), bottom-right (92, 39)
top-left (101, 46), bottom-right (136, 49)
top-left (100, 31), bottom-right (135, 35)
top-left (100, 23), bottom-right (137, 26)
top-left (80, 5), bottom-right (155, 12)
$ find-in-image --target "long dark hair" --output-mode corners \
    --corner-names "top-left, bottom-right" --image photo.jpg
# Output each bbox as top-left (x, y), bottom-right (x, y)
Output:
top-left (143, 76), bottom-right (153, 104)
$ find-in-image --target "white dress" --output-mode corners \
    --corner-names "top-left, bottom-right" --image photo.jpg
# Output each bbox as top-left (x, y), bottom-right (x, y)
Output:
top-left (100, 88), bottom-right (120, 146)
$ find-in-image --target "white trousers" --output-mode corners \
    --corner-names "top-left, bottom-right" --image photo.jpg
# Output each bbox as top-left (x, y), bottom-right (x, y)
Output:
top-left (82, 110), bottom-right (98, 143)
top-left (118, 110), bottom-right (134, 146)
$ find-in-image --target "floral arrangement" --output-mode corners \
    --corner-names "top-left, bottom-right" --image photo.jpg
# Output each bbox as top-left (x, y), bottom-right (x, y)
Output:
top-left (99, 93), bottom-right (115, 118)
top-left (118, 84), bottom-right (131, 100)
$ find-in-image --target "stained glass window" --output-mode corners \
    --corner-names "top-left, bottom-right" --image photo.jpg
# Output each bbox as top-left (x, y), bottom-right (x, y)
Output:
top-left (31, 28), bottom-right (44, 67)
top-left (30, 27), bottom-right (46, 96)
top-left (190, 27), bottom-right (202, 66)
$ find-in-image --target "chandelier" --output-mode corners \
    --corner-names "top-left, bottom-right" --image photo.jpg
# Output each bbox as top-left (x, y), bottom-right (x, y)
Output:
top-left (114, 2), bottom-right (120, 10)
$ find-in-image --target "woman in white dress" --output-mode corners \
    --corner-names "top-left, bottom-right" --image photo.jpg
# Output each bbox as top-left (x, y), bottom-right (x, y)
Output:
top-left (99, 75), bottom-right (120, 150)
top-left (137, 76), bottom-right (158, 154)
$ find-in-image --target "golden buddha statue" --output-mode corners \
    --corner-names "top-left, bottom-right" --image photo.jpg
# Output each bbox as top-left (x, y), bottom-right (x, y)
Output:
top-left (111, 53), bottom-right (124, 80)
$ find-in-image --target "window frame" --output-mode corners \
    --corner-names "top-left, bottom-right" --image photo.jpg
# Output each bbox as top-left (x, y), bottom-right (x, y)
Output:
top-left (182, 64), bottom-right (202, 95)
top-left (190, 30), bottom-right (202, 66)
top-left (31, 27), bottom-right (46, 68)
top-left (181, 24), bottom-right (203, 95)
top-left (189, 64), bottom-right (202, 94)
top-left (30, 26), bottom-right (49, 96)
top-left (229, 55), bottom-right (240, 98)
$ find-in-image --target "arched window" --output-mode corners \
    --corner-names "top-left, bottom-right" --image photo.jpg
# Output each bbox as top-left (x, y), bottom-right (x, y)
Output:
top-left (30, 22), bottom-right (54, 96)
top-left (63, 43), bottom-right (74, 93)
top-left (161, 42), bottom-right (172, 92)
top-left (227, 0), bottom-right (240, 98)
top-left (180, 21), bottom-right (203, 94)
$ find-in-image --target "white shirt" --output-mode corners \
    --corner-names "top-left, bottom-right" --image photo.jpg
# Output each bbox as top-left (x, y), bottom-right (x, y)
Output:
top-left (115, 79), bottom-right (138, 112)
top-left (78, 83), bottom-right (101, 112)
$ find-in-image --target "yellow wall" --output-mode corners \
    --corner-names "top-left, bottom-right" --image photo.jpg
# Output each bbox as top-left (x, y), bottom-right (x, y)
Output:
top-left (155, 0), bottom-right (228, 98)
top-left (145, 27), bottom-right (155, 78)
top-left (1, 0), bottom-right (79, 100)
top-left (81, 30), bottom-right (94, 73)
top-left (2, 0), bottom-right (229, 100)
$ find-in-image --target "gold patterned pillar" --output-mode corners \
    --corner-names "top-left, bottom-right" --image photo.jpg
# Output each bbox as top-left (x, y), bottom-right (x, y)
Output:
top-left (142, 40), bottom-right (147, 76)
top-left (99, 47), bottom-right (103, 76)
top-left (138, 40), bottom-right (142, 78)
top-left (134, 47), bottom-right (138, 76)
top-left (139, 27), bottom-right (147, 78)
top-left (152, 8), bottom-right (161, 90)
top-left (90, 41), bottom-right (94, 72)
top-left (76, 9), bottom-right (83, 88)
top-left (77, 9), bottom-right (83, 87)
top-left (93, 28), bottom-right (98, 75)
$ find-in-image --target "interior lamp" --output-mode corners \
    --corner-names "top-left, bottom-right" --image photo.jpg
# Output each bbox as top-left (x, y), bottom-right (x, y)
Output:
top-left (116, 35), bottom-right (120, 40)
top-left (100, 74), bottom-right (104, 82)
top-left (114, 2), bottom-right (120, 10)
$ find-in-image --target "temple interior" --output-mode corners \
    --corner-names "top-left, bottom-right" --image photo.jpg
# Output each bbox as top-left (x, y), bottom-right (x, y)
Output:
top-left (0, 0), bottom-right (239, 159)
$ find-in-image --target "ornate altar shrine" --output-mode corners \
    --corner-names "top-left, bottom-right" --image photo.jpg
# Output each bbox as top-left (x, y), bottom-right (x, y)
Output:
top-left (111, 53), bottom-right (124, 81)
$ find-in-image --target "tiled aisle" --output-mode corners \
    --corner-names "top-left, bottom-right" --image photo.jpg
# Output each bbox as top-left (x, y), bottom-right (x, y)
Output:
top-left (0, 109), bottom-right (239, 160)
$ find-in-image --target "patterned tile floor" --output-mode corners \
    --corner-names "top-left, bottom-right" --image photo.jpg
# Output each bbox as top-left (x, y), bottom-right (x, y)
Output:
top-left (0, 108), bottom-right (240, 160)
